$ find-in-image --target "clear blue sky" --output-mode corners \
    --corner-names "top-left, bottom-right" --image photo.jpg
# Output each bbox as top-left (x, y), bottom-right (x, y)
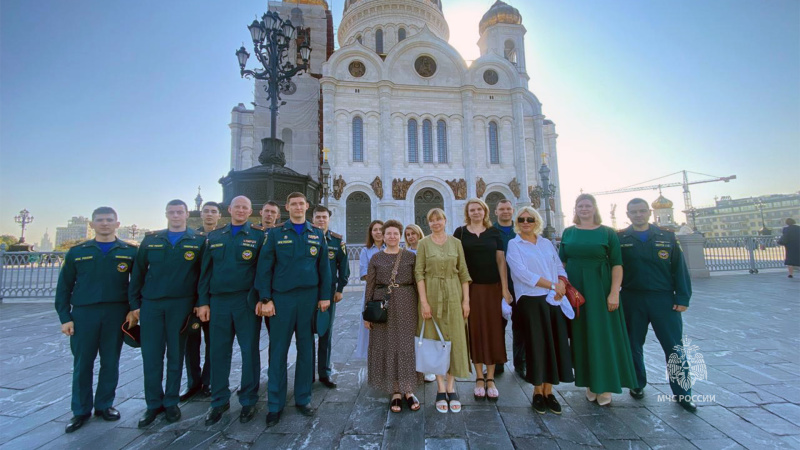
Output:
top-left (1, 0), bottom-right (798, 243)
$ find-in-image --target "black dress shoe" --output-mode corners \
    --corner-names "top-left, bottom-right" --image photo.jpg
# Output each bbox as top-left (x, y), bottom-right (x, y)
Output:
top-left (630, 388), bottom-right (645, 400)
top-left (204, 403), bottom-right (230, 426)
top-left (240, 405), bottom-right (256, 423)
top-left (532, 394), bottom-right (546, 414)
top-left (179, 384), bottom-right (202, 402)
top-left (678, 398), bottom-right (697, 413)
top-left (138, 406), bottom-right (165, 428)
top-left (295, 404), bottom-right (316, 417)
top-left (65, 414), bottom-right (90, 433)
top-left (494, 364), bottom-right (505, 375)
top-left (94, 407), bottom-right (120, 421)
top-left (199, 386), bottom-right (212, 398)
top-left (545, 394), bottom-right (562, 415)
top-left (266, 411), bottom-right (282, 428)
top-left (514, 367), bottom-right (526, 378)
top-left (165, 405), bottom-right (181, 423)
top-left (319, 377), bottom-right (337, 389)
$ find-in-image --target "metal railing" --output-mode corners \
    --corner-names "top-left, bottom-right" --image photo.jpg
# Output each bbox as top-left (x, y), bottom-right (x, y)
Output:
top-left (0, 251), bottom-right (66, 299)
top-left (703, 235), bottom-right (785, 273)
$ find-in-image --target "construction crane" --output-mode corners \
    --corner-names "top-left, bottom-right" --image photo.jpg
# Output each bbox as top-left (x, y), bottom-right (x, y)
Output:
top-left (590, 170), bottom-right (737, 229)
top-left (610, 203), bottom-right (617, 229)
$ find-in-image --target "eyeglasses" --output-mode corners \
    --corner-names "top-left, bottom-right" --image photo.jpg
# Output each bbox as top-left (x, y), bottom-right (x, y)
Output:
top-left (517, 217), bottom-right (536, 223)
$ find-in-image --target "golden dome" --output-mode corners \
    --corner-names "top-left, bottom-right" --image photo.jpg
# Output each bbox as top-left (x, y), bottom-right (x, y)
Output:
top-left (479, 0), bottom-right (522, 35)
top-left (652, 195), bottom-right (674, 210)
top-left (284, 0), bottom-right (329, 8)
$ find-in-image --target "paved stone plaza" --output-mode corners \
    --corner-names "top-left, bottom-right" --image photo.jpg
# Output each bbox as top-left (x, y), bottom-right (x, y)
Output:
top-left (0, 272), bottom-right (798, 449)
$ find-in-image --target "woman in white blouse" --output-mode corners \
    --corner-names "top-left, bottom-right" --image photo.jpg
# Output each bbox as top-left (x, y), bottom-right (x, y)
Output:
top-left (505, 206), bottom-right (575, 415)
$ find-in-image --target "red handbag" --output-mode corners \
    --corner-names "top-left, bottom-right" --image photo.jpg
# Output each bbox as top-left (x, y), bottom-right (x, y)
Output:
top-left (558, 276), bottom-right (585, 318)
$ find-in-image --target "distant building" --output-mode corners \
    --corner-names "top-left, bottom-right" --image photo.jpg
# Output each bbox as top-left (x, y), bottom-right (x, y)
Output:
top-left (651, 194), bottom-right (678, 232)
top-left (118, 225), bottom-right (149, 243)
top-left (38, 229), bottom-right (54, 252)
top-left (55, 216), bottom-right (94, 246)
top-left (694, 192), bottom-right (800, 237)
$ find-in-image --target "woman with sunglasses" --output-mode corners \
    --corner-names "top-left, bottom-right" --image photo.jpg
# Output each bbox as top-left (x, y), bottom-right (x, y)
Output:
top-left (506, 206), bottom-right (574, 415)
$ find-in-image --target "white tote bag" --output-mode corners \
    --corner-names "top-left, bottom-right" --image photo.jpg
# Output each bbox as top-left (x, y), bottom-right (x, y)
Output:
top-left (415, 318), bottom-right (451, 376)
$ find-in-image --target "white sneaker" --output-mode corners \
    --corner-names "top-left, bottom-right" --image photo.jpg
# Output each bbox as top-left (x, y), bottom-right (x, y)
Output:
top-left (424, 373), bottom-right (436, 382)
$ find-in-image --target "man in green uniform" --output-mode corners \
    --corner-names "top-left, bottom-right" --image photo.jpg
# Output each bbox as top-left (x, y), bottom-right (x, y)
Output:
top-left (256, 192), bottom-right (331, 427)
top-left (196, 195), bottom-right (265, 425)
top-left (311, 205), bottom-right (349, 388)
top-left (129, 199), bottom-right (207, 427)
top-left (181, 201), bottom-right (221, 401)
top-left (260, 200), bottom-right (280, 229)
top-left (55, 207), bottom-right (137, 433)
top-left (618, 198), bottom-right (696, 412)
top-left (492, 199), bottom-right (524, 377)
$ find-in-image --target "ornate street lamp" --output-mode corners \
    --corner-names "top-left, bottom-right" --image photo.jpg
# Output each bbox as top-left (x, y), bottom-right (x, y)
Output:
top-left (236, 10), bottom-right (311, 164)
top-left (755, 198), bottom-right (771, 236)
top-left (321, 148), bottom-right (331, 207)
top-left (129, 224), bottom-right (139, 242)
top-left (14, 209), bottom-right (33, 243)
top-left (538, 159), bottom-right (557, 239)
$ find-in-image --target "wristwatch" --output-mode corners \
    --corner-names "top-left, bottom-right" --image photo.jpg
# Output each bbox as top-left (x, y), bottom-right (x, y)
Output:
top-left (260, 298), bottom-right (273, 305)
top-left (550, 283), bottom-right (556, 291)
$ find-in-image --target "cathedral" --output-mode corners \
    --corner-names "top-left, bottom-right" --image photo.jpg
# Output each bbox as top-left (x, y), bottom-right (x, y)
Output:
top-left (229, 0), bottom-right (564, 243)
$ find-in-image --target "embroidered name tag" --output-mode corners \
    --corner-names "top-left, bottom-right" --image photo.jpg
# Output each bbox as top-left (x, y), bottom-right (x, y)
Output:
top-left (654, 242), bottom-right (671, 248)
top-left (620, 243), bottom-right (634, 247)
top-left (76, 256), bottom-right (93, 261)
top-left (210, 243), bottom-right (224, 249)
top-left (182, 245), bottom-right (200, 250)
top-left (147, 244), bottom-right (164, 248)
top-left (115, 255), bottom-right (133, 260)
top-left (277, 240), bottom-right (293, 245)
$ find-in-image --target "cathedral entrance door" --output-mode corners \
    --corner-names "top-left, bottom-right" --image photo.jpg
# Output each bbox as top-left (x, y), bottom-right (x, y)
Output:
top-left (485, 191), bottom-right (506, 224)
top-left (346, 191), bottom-right (371, 244)
top-left (414, 188), bottom-right (444, 236)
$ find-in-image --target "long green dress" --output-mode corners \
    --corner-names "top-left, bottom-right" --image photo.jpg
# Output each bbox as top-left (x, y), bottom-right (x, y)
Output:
top-left (415, 235), bottom-right (472, 378)
top-left (559, 225), bottom-right (637, 393)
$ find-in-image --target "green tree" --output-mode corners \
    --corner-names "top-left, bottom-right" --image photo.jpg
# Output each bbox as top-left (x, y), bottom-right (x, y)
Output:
top-left (0, 234), bottom-right (18, 249)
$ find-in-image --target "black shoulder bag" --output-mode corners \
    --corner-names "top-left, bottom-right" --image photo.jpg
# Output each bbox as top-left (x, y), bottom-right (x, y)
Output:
top-left (362, 250), bottom-right (404, 324)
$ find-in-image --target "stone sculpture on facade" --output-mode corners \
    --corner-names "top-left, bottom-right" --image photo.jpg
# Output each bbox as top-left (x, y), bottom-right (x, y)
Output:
top-left (476, 177), bottom-right (486, 198)
top-left (447, 178), bottom-right (467, 200)
top-left (509, 177), bottom-right (521, 199)
top-left (392, 178), bottom-right (414, 200)
top-left (529, 185), bottom-right (542, 209)
top-left (371, 176), bottom-right (384, 200)
top-left (332, 175), bottom-right (346, 200)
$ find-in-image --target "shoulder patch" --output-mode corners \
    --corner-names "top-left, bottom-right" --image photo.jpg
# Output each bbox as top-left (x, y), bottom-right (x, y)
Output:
top-left (276, 221), bottom-right (286, 228)
top-left (145, 231), bottom-right (157, 236)
top-left (194, 230), bottom-right (205, 237)
top-left (251, 223), bottom-right (265, 231)
top-left (330, 231), bottom-right (342, 239)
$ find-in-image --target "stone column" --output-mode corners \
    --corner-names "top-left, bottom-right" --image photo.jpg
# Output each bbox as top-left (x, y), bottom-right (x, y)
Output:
top-left (378, 85), bottom-right (399, 218)
top-left (461, 90), bottom-right (477, 198)
top-left (229, 109), bottom-right (243, 170)
top-left (676, 233), bottom-right (711, 278)
top-left (322, 82), bottom-right (336, 165)
top-left (512, 92), bottom-right (531, 204)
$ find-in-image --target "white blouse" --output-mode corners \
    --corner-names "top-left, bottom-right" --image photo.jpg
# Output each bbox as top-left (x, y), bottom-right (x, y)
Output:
top-left (506, 235), bottom-right (568, 301)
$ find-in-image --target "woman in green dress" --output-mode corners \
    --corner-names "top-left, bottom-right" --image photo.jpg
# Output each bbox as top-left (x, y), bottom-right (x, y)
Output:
top-left (559, 194), bottom-right (637, 406)
top-left (416, 208), bottom-right (472, 414)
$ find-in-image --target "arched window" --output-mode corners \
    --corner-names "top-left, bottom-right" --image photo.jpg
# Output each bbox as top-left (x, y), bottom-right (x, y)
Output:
top-left (489, 121), bottom-right (499, 164)
top-left (353, 117), bottom-right (364, 162)
top-left (504, 40), bottom-right (517, 65)
top-left (375, 28), bottom-right (384, 54)
top-left (436, 120), bottom-right (447, 163)
top-left (398, 27), bottom-right (406, 41)
top-left (422, 119), bottom-right (433, 163)
top-left (408, 119), bottom-right (418, 163)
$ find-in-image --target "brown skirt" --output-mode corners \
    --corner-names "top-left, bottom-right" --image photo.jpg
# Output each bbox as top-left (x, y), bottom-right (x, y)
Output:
top-left (467, 282), bottom-right (508, 365)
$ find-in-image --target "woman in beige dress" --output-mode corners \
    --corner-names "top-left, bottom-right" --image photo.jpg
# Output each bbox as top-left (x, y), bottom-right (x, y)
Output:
top-left (415, 208), bottom-right (472, 413)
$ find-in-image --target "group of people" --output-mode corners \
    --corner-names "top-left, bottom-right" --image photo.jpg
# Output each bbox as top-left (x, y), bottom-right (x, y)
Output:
top-left (56, 192), bottom-right (347, 433)
top-left (354, 194), bottom-right (696, 416)
top-left (54, 190), bottom-right (697, 435)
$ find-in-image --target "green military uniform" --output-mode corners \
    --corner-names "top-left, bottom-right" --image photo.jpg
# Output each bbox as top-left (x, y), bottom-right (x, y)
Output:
top-left (129, 229), bottom-right (206, 411)
top-left (312, 230), bottom-right (349, 380)
top-left (618, 225), bottom-right (692, 397)
top-left (256, 221), bottom-right (331, 413)
top-left (183, 227), bottom-right (213, 393)
top-left (55, 239), bottom-right (137, 417)
top-left (198, 222), bottom-right (265, 408)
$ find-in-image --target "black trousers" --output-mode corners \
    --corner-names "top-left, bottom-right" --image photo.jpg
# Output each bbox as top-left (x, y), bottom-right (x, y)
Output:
top-left (184, 320), bottom-right (211, 389)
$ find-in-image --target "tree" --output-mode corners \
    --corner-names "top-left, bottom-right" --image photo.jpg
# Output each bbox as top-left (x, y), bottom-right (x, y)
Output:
top-left (55, 239), bottom-right (85, 251)
top-left (0, 234), bottom-right (18, 249)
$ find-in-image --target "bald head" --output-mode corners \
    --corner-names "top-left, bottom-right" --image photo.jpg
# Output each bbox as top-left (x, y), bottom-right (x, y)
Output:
top-left (229, 196), bottom-right (253, 225)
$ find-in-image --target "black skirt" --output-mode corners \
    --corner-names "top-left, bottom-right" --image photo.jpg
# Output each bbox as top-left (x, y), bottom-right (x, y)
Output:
top-left (518, 294), bottom-right (575, 386)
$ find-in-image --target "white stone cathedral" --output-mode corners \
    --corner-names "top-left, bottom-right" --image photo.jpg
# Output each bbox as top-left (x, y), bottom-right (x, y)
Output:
top-left (229, 0), bottom-right (564, 243)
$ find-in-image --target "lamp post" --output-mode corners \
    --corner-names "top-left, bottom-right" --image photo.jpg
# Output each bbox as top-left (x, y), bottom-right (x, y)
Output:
top-left (538, 161), bottom-right (557, 239)
top-left (236, 11), bottom-right (311, 163)
top-left (755, 198), bottom-right (771, 236)
top-left (14, 209), bottom-right (33, 244)
top-left (194, 186), bottom-right (203, 212)
top-left (321, 148), bottom-right (331, 207)
top-left (129, 224), bottom-right (139, 242)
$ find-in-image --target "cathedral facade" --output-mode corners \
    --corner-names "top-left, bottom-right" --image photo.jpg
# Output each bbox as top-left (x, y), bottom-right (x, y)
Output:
top-left (229, 0), bottom-right (564, 243)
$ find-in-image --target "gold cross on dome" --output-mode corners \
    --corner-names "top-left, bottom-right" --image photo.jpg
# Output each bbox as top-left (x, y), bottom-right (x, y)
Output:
top-left (541, 152), bottom-right (549, 164)
top-left (322, 147), bottom-right (330, 161)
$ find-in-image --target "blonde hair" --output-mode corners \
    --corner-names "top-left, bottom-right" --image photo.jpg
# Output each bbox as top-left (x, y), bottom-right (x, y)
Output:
top-left (404, 223), bottom-right (425, 240)
top-left (426, 208), bottom-right (447, 223)
top-left (463, 198), bottom-right (492, 229)
top-left (572, 193), bottom-right (602, 225)
top-left (514, 206), bottom-right (544, 235)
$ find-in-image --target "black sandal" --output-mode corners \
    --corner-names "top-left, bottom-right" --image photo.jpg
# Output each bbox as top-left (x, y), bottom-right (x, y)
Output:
top-left (405, 394), bottom-right (420, 411)
top-left (390, 394), bottom-right (402, 413)
top-left (435, 392), bottom-right (449, 413)
top-left (447, 391), bottom-right (461, 413)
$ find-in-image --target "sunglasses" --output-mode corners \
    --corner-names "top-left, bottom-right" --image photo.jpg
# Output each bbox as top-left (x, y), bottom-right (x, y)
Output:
top-left (517, 217), bottom-right (536, 223)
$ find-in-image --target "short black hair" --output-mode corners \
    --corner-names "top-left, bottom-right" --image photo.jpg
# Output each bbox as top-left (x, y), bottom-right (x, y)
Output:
top-left (627, 198), bottom-right (649, 209)
top-left (287, 192), bottom-right (306, 202)
top-left (313, 205), bottom-right (331, 217)
top-left (497, 199), bottom-right (513, 206)
top-left (262, 200), bottom-right (280, 210)
top-left (166, 199), bottom-right (189, 211)
top-left (92, 206), bottom-right (118, 220)
top-left (202, 201), bottom-right (221, 212)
